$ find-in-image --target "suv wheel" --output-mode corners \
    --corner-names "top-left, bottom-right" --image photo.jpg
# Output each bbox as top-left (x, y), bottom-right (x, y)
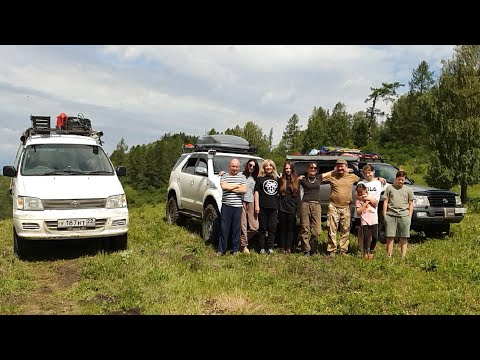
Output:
top-left (166, 196), bottom-right (185, 225)
top-left (424, 224), bottom-right (450, 238)
top-left (202, 203), bottom-right (219, 245)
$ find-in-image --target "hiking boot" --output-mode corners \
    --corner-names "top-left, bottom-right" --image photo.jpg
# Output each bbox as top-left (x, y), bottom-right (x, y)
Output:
top-left (304, 251), bottom-right (310, 257)
top-left (368, 253), bottom-right (374, 260)
top-left (241, 247), bottom-right (250, 254)
top-left (259, 249), bottom-right (266, 254)
top-left (285, 249), bottom-right (291, 254)
top-left (216, 251), bottom-right (224, 256)
top-left (267, 249), bottom-right (274, 255)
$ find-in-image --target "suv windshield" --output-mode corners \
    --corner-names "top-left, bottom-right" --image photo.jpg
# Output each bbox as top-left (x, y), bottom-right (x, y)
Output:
top-left (365, 163), bottom-right (412, 184)
top-left (213, 155), bottom-right (262, 174)
top-left (21, 144), bottom-right (114, 176)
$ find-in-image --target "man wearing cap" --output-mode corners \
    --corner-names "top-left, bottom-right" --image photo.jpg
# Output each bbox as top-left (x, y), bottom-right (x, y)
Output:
top-left (322, 158), bottom-right (360, 257)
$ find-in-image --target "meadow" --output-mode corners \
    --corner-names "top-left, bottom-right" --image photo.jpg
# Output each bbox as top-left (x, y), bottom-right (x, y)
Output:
top-left (1, 174), bottom-right (479, 314)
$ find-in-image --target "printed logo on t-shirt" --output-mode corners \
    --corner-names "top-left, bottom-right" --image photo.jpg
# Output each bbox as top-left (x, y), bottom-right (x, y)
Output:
top-left (263, 179), bottom-right (278, 195)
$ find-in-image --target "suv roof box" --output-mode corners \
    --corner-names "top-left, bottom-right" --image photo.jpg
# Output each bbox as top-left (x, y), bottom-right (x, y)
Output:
top-left (195, 135), bottom-right (257, 154)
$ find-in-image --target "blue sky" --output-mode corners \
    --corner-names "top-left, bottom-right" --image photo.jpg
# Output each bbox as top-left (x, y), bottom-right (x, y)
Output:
top-left (0, 45), bottom-right (454, 167)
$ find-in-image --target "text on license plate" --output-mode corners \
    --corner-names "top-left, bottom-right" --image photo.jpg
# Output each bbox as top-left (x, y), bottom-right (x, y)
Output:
top-left (58, 218), bottom-right (96, 228)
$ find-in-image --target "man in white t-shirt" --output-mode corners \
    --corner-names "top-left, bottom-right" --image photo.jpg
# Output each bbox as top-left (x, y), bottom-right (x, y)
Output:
top-left (355, 164), bottom-right (388, 254)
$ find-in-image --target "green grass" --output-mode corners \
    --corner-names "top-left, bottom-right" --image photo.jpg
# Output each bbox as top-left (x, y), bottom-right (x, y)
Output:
top-left (1, 199), bottom-right (480, 314)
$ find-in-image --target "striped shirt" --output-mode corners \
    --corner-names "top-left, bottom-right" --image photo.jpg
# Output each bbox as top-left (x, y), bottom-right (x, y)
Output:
top-left (221, 173), bottom-right (247, 207)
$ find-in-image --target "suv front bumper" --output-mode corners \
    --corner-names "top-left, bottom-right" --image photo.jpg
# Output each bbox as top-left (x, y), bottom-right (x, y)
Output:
top-left (411, 207), bottom-right (466, 228)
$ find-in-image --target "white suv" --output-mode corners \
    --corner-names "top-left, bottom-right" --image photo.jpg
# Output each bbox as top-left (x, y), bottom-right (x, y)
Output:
top-left (166, 135), bottom-right (263, 245)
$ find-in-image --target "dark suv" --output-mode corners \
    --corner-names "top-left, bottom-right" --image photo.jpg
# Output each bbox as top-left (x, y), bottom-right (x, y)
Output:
top-left (287, 155), bottom-right (466, 239)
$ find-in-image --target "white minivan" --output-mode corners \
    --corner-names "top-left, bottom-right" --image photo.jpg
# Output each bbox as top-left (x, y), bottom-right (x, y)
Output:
top-left (2, 115), bottom-right (129, 258)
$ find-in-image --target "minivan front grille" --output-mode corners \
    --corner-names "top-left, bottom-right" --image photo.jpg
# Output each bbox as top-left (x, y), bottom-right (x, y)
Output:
top-left (42, 198), bottom-right (107, 209)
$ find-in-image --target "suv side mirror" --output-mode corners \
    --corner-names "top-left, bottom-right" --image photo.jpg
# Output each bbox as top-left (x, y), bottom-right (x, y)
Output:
top-left (195, 167), bottom-right (208, 176)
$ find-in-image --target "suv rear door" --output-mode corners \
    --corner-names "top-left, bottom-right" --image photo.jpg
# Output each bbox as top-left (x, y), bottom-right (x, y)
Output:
top-left (180, 154), bottom-right (201, 211)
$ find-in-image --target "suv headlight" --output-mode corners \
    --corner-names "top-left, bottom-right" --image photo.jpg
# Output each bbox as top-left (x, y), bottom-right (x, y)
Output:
top-left (455, 196), bottom-right (462, 206)
top-left (18, 196), bottom-right (44, 211)
top-left (106, 194), bottom-right (127, 208)
top-left (413, 195), bottom-right (430, 206)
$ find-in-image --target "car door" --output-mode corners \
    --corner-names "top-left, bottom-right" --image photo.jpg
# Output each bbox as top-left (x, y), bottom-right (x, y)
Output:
top-left (190, 155), bottom-right (209, 213)
top-left (179, 155), bottom-right (200, 211)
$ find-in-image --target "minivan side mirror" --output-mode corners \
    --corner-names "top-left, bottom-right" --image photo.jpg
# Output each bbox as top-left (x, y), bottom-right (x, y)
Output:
top-left (116, 166), bottom-right (126, 176)
top-left (3, 166), bottom-right (16, 177)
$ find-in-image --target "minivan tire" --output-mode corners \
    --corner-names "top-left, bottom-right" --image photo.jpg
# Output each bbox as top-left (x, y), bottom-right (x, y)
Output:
top-left (13, 227), bottom-right (29, 259)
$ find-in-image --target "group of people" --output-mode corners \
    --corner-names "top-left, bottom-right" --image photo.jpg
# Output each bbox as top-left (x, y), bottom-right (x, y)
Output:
top-left (217, 157), bottom-right (414, 259)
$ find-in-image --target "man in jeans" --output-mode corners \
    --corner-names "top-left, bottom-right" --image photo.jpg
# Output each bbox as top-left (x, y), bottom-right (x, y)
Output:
top-left (322, 159), bottom-right (360, 257)
top-left (217, 158), bottom-right (247, 255)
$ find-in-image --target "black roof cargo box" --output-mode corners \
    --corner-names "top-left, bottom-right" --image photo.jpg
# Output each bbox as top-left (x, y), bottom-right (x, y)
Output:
top-left (195, 135), bottom-right (257, 154)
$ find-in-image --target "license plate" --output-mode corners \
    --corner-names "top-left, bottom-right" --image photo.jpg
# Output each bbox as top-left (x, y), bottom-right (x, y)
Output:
top-left (455, 208), bottom-right (466, 214)
top-left (58, 218), bottom-right (96, 229)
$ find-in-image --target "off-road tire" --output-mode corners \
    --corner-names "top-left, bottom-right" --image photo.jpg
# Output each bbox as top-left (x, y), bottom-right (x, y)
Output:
top-left (202, 203), bottom-right (219, 246)
top-left (424, 224), bottom-right (451, 238)
top-left (166, 196), bottom-right (185, 225)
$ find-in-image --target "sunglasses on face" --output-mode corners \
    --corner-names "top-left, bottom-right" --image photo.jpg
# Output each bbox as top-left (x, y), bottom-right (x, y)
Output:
top-left (248, 163), bottom-right (256, 168)
top-left (309, 166), bottom-right (317, 170)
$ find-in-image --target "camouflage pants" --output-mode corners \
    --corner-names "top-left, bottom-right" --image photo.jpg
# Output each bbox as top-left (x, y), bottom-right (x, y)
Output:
top-left (327, 203), bottom-right (351, 253)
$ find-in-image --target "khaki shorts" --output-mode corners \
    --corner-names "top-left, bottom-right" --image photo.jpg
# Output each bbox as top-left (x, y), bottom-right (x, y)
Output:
top-left (384, 214), bottom-right (411, 238)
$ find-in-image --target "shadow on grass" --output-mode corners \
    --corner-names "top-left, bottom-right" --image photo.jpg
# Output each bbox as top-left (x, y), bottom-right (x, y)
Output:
top-left (19, 238), bottom-right (121, 262)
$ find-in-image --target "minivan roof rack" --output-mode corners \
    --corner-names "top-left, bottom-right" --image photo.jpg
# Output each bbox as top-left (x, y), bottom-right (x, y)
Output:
top-left (20, 114), bottom-right (103, 145)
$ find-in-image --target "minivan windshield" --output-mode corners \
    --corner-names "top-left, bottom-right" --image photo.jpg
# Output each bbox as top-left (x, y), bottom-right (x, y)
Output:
top-left (21, 144), bottom-right (114, 176)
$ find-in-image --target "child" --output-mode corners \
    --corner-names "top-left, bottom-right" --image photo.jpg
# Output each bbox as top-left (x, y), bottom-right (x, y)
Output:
top-left (355, 184), bottom-right (378, 259)
top-left (382, 170), bottom-right (414, 258)
top-left (356, 165), bottom-right (388, 256)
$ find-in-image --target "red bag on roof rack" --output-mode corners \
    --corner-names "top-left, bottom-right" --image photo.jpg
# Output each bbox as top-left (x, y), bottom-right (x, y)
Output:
top-left (56, 112), bottom-right (67, 130)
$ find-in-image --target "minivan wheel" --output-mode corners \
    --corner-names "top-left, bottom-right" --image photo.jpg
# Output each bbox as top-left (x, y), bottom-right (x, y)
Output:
top-left (13, 227), bottom-right (29, 259)
top-left (202, 203), bottom-right (219, 246)
top-left (166, 196), bottom-right (185, 225)
top-left (113, 233), bottom-right (128, 251)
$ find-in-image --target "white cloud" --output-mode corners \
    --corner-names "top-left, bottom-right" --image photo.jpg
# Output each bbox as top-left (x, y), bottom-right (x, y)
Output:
top-left (0, 45), bottom-right (455, 168)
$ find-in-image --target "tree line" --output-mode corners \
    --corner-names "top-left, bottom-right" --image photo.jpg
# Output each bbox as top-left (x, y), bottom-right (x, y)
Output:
top-left (110, 45), bottom-right (480, 203)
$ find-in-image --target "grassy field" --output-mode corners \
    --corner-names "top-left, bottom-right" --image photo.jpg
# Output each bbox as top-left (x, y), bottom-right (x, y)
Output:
top-left (1, 185), bottom-right (480, 314)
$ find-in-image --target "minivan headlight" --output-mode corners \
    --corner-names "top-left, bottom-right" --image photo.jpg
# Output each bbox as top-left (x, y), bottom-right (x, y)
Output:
top-left (18, 196), bottom-right (44, 211)
top-left (106, 194), bottom-right (127, 208)
top-left (455, 196), bottom-right (462, 206)
top-left (413, 195), bottom-right (430, 206)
